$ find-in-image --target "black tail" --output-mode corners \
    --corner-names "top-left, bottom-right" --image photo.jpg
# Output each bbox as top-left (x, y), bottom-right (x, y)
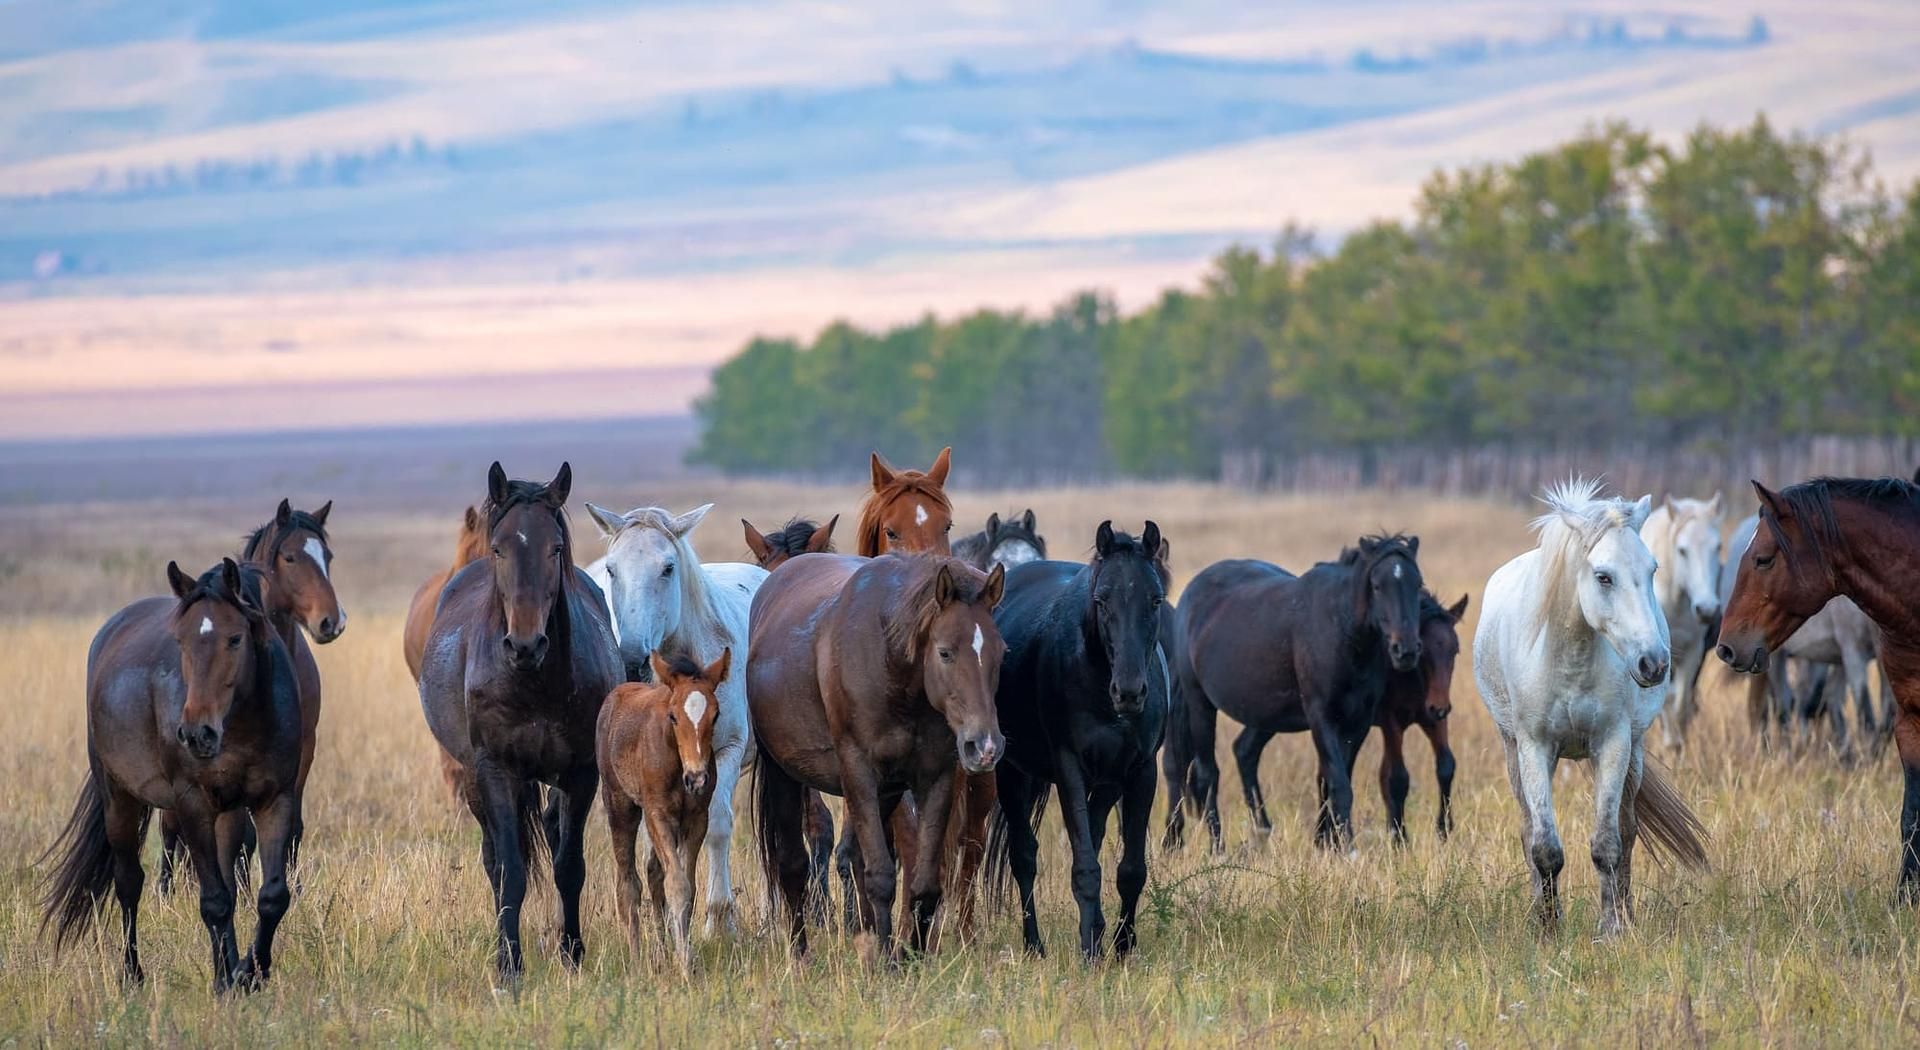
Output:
top-left (983, 786), bottom-right (1050, 908)
top-left (520, 782), bottom-right (553, 889)
top-left (752, 745), bottom-right (805, 924)
top-left (39, 773), bottom-right (125, 949)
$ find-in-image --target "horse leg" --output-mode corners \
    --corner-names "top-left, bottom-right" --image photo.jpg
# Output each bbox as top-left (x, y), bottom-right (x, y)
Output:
top-left (838, 749), bottom-right (900, 961)
top-left (1050, 749), bottom-right (1108, 961)
top-left (944, 770), bottom-right (996, 948)
top-left (1505, 732), bottom-right (1562, 932)
top-left (803, 789), bottom-right (836, 927)
top-left (552, 766), bottom-right (597, 970)
top-left (1427, 719), bottom-right (1457, 841)
top-left (1160, 717), bottom-right (1190, 852)
top-left (1377, 719), bottom-right (1410, 845)
top-left (470, 757), bottom-right (529, 979)
top-left (1745, 666), bottom-right (1773, 750)
top-left (834, 810), bottom-right (860, 933)
top-left (1308, 716), bottom-right (1358, 851)
top-left (700, 737), bottom-right (746, 940)
top-left (1659, 649), bottom-right (1697, 756)
top-left (605, 789), bottom-right (647, 958)
top-left (906, 769), bottom-right (959, 956)
top-left (1231, 725), bottom-right (1276, 837)
top-left (1112, 760), bottom-right (1154, 959)
top-left (156, 811), bottom-right (185, 895)
top-left (1843, 640), bottom-right (1878, 762)
top-left (234, 790), bottom-right (297, 989)
top-left (1185, 689), bottom-right (1225, 854)
top-left (1894, 696), bottom-right (1920, 905)
top-left (997, 766), bottom-right (1046, 957)
top-left (755, 754), bottom-right (812, 957)
top-left (173, 798), bottom-right (241, 992)
top-left (644, 807), bottom-right (701, 975)
top-left (102, 781), bottom-right (150, 984)
top-left (1588, 725), bottom-right (1634, 939)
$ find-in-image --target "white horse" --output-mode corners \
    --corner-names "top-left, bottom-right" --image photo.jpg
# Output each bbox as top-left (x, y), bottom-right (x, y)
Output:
top-left (1474, 478), bottom-right (1708, 935)
top-left (585, 501), bottom-right (766, 937)
top-left (1641, 493), bottom-right (1725, 754)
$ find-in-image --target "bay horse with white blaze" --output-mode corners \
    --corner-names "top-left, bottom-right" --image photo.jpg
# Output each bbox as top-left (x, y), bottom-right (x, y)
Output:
top-left (43, 559), bottom-right (303, 992)
top-left (1718, 476), bottom-right (1920, 900)
top-left (418, 462), bottom-right (622, 978)
top-left (750, 551), bottom-right (1006, 960)
top-left (1165, 535), bottom-right (1426, 851)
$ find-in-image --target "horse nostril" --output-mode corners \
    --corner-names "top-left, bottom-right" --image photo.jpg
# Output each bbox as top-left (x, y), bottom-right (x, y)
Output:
top-left (1715, 643), bottom-right (1734, 665)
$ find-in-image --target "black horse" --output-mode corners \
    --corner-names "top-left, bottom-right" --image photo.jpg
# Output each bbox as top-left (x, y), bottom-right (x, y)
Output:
top-left (418, 462), bottom-right (622, 979)
top-left (1165, 535), bottom-right (1425, 851)
top-left (953, 509), bottom-right (1047, 572)
top-left (988, 521), bottom-right (1168, 960)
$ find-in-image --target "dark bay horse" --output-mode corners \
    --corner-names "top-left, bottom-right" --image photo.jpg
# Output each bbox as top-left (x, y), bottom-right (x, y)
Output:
top-left (418, 462), bottom-right (622, 978)
top-left (43, 559), bottom-right (303, 992)
top-left (1375, 592), bottom-right (1468, 844)
top-left (1165, 536), bottom-right (1426, 851)
top-left (953, 509), bottom-right (1047, 571)
top-left (157, 499), bottom-right (343, 893)
top-left (744, 515), bottom-right (838, 568)
top-left (750, 553), bottom-right (1005, 959)
top-left (988, 521), bottom-right (1168, 960)
top-left (1718, 477), bottom-right (1920, 900)
top-left (403, 505), bottom-right (489, 797)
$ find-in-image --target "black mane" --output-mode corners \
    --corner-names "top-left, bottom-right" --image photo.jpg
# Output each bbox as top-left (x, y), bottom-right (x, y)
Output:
top-left (1771, 475), bottom-right (1920, 573)
top-left (485, 479), bottom-right (572, 549)
top-left (766, 518), bottom-right (829, 560)
top-left (175, 562), bottom-right (268, 621)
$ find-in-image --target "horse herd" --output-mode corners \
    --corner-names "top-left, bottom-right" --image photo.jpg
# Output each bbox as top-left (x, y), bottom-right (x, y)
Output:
top-left (36, 448), bottom-right (1920, 993)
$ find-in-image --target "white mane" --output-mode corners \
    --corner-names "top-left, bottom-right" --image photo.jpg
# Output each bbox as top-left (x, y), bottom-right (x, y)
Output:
top-left (1525, 477), bottom-right (1643, 644)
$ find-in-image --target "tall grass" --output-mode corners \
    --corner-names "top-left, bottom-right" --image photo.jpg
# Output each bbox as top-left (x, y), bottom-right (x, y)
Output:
top-left (0, 484), bottom-right (1912, 1046)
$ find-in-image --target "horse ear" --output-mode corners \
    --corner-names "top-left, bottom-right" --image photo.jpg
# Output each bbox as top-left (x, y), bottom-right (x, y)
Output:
top-left (934, 563), bottom-right (956, 605)
top-left (276, 498), bottom-right (293, 526)
top-left (221, 557), bottom-right (250, 611)
top-left (312, 500), bottom-right (332, 527)
top-left (1751, 480), bottom-right (1788, 521)
top-left (982, 563), bottom-right (1006, 607)
top-left (1141, 520), bottom-right (1162, 556)
top-left (742, 520), bottom-right (772, 564)
top-left (487, 462), bottom-right (510, 506)
top-left (986, 512), bottom-right (1001, 535)
top-left (584, 502), bottom-right (627, 539)
top-left (870, 451), bottom-right (897, 491)
top-left (706, 647), bottom-right (732, 687)
top-left (547, 463), bottom-right (572, 506)
top-left (464, 505), bottom-right (481, 532)
top-left (1406, 535), bottom-right (1419, 558)
top-left (167, 560), bottom-right (195, 599)
top-left (1095, 520), bottom-right (1115, 557)
top-left (649, 652), bottom-right (673, 685)
top-left (669, 503), bottom-right (714, 538)
top-left (1448, 594), bottom-right (1470, 622)
top-left (1912, 466), bottom-right (1920, 485)
top-left (808, 515), bottom-right (839, 553)
top-left (926, 447), bottom-right (952, 487)
top-left (1706, 491), bottom-right (1724, 522)
top-left (1627, 495), bottom-right (1653, 532)
top-left (1023, 509), bottom-right (1036, 533)
top-left (1156, 537), bottom-right (1172, 568)
top-left (1661, 494), bottom-right (1676, 519)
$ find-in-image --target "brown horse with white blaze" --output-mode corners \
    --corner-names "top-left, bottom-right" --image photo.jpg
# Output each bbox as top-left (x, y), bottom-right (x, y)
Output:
top-left (599, 648), bottom-right (731, 974)
top-left (1719, 476), bottom-right (1920, 900)
top-left (750, 552), bottom-right (1006, 960)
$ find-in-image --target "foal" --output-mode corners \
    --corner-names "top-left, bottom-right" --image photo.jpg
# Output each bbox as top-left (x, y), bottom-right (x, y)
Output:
top-left (599, 649), bottom-right (731, 974)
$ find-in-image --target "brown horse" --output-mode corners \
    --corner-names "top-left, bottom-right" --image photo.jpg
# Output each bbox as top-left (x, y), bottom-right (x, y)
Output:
top-left (403, 505), bottom-right (488, 796)
top-left (1375, 592), bottom-right (1468, 843)
top-left (157, 499), bottom-right (343, 894)
top-left (599, 648), bottom-right (731, 974)
top-left (418, 462), bottom-right (622, 978)
top-left (750, 553), bottom-right (1005, 959)
top-left (43, 559), bottom-right (304, 992)
top-left (1719, 477), bottom-right (1920, 900)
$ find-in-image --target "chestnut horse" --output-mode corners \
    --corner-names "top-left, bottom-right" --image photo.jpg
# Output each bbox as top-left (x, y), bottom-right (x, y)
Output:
top-left (157, 499), bottom-right (343, 894)
top-left (403, 505), bottom-right (489, 796)
top-left (750, 553), bottom-right (1005, 959)
top-left (418, 462), bottom-right (622, 978)
top-left (1719, 476), bottom-right (1920, 901)
top-left (1374, 592), bottom-right (1468, 843)
top-left (599, 648), bottom-right (731, 974)
top-left (43, 559), bottom-right (303, 992)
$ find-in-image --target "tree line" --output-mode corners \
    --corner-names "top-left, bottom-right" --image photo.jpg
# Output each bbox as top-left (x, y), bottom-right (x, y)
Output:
top-left (690, 117), bottom-right (1920, 480)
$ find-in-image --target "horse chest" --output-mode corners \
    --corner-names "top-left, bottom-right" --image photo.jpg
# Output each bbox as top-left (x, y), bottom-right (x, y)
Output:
top-left (469, 698), bottom-right (594, 773)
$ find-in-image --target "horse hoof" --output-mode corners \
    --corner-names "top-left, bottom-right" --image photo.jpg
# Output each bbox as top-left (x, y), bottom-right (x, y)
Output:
top-left (233, 955), bottom-right (268, 993)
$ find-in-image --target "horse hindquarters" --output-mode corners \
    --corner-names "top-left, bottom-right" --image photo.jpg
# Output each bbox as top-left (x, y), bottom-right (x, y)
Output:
top-left (42, 767), bottom-right (153, 984)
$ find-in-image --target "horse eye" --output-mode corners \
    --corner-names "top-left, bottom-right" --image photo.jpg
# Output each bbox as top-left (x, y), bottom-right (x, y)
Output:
top-left (491, 546), bottom-right (502, 559)
top-left (885, 529), bottom-right (899, 541)
top-left (1595, 572), bottom-right (1614, 588)
top-left (1151, 595), bottom-right (1164, 608)
top-left (661, 563), bottom-right (675, 578)
top-left (938, 648), bottom-right (954, 662)
top-left (944, 522), bottom-right (953, 533)
top-left (283, 552), bottom-right (296, 563)
top-left (226, 634), bottom-right (243, 649)
top-left (1755, 554), bottom-right (1775, 570)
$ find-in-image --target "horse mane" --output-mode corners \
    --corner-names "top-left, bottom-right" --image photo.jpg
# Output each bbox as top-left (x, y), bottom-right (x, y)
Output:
top-left (605, 507), bottom-right (729, 642)
top-left (883, 555), bottom-right (989, 663)
top-left (1526, 477), bottom-right (1638, 644)
top-left (1088, 526), bottom-right (1162, 588)
top-left (856, 471), bottom-right (952, 557)
top-left (173, 562), bottom-right (269, 625)
top-left (485, 479), bottom-right (573, 555)
top-left (767, 517), bottom-right (831, 560)
top-left (1770, 476), bottom-right (1920, 577)
top-left (241, 508), bottom-right (329, 562)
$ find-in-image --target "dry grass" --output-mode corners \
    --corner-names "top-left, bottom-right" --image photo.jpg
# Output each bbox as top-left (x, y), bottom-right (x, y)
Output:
top-left (1, 482), bottom-right (1915, 1047)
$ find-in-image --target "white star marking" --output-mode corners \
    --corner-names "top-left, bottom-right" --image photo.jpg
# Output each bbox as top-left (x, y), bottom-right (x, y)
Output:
top-left (199, 617), bottom-right (213, 635)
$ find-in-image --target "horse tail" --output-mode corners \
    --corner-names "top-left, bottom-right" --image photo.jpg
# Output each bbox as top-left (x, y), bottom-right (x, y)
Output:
top-left (521, 782), bottom-right (553, 889)
top-left (39, 771), bottom-right (122, 949)
top-left (983, 784), bottom-right (1051, 909)
top-left (1635, 760), bottom-right (1710, 872)
top-left (752, 744), bottom-right (805, 924)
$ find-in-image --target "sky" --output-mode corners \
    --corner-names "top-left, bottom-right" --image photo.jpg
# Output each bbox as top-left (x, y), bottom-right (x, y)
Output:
top-left (2, 0), bottom-right (1918, 439)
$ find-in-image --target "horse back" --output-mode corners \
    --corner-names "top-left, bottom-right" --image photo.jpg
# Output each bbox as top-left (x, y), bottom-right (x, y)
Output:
top-left (746, 554), bottom-right (864, 792)
top-left (1181, 559), bottom-right (1312, 731)
top-left (86, 597), bottom-right (180, 797)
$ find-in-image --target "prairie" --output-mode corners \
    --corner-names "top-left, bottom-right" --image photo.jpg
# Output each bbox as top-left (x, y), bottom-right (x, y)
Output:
top-left (0, 480), bottom-right (1912, 1047)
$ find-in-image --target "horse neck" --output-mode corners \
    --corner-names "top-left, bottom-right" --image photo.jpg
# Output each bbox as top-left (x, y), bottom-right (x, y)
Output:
top-left (1830, 496), bottom-right (1920, 640)
top-left (1529, 546), bottom-right (1601, 663)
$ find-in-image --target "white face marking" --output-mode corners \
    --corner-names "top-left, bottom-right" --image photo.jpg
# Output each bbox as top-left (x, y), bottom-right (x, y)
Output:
top-left (972, 624), bottom-right (984, 660)
top-left (914, 503), bottom-right (929, 527)
top-left (683, 690), bottom-right (709, 757)
top-left (1393, 563), bottom-right (1402, 580)
top-left (993, 541), bottom-right (1041, 569)
top-left (302, 536), bottom-right (330, 580)
top-left (516, 531), bottom-right (528, 545)
top-left (198, 616), bottom-right (213, 635)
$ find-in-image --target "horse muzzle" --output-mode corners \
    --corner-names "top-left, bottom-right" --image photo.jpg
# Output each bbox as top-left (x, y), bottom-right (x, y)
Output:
top-left (1631, 653), bottom-right (1669, 688)
top-left (176, 723), bottom-right (222, 760)
top-left (1110, 677), bottom-right (1149, 716)
top-left (958, 731), bottom-right (1003, 774)
top-left (314, 612), bottom-right (347, 644)
top-left (1387, 640), bottom-right (1422, 673)
top-left (682, 770), bottom-right (710, 797)
top-left (501, 632), bottom-right (549, 670)
top-left (1716, 641), bottom-right (1768, 675)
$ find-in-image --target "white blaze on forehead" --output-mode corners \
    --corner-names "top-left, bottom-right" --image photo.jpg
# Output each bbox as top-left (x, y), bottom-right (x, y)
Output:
top-left (1393, 563), bottom-right (1402, 579)
top-left (683, 690), bottom-right (709, 758)
top-left (198, 616), bottom-right (213, 635)
top-left (914, 503), bottom-right (928, 527)
top-left (972, 624), bottom-right (984, 660)
top-left (302, 536), bottom-right (330, 580)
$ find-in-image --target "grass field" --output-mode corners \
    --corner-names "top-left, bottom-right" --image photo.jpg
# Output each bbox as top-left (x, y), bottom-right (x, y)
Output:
top-left (1, 480), bottom-right (1915, 1047)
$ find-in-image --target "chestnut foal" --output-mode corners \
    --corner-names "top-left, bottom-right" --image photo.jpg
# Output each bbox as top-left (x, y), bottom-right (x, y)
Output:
top-left (598, 649), bottom-right (731, 974)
